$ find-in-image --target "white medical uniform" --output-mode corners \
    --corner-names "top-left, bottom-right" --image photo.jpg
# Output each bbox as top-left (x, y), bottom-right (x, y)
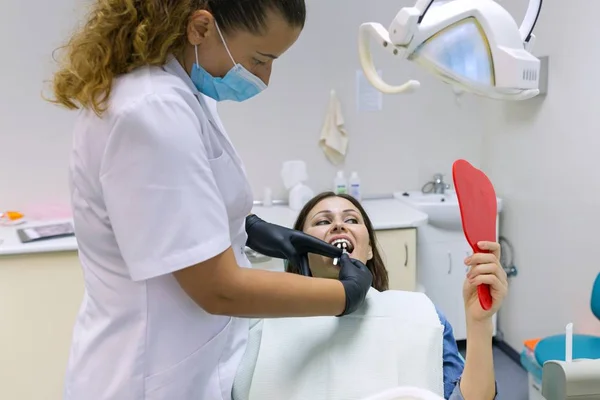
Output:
top-left (64, 55), bottom-right (253, 400)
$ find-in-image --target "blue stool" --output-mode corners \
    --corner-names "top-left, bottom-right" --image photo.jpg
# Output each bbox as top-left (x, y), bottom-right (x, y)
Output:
top-left (534, 272), bottom-right (600, 366)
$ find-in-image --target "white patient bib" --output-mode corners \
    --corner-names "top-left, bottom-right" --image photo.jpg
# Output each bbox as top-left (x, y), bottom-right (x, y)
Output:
top-left (234, 289), bottom-right (444, 400)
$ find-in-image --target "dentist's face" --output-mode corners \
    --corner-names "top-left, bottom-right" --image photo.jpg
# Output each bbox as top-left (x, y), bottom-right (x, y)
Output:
top-left (185, 9), bottom-right (302, 86)
top-left (302, 197), bottom-right (373, 279)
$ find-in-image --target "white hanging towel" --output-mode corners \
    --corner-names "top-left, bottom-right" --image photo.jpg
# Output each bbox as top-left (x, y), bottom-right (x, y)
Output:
top-left (319, 90), bottom-right (349, 165)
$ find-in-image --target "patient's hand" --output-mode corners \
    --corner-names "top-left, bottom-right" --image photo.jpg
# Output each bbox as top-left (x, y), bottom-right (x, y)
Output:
top-left (462, 241), bottom-right (508, 323)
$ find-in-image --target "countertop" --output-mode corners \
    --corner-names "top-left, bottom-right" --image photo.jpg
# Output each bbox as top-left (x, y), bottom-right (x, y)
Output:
top-left (0, 199), bottom-right (427, 257)
top-left (251, 198), bottom-right (428, 230)
top-left (0, 219), bottom-right (78, 257)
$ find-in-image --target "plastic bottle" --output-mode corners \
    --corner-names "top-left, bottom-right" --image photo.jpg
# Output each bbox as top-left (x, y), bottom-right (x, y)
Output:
top-left (334, 171), bottom-right (347, 194)
top-left (349, 171), bottom-right (361, 201)
top-left (289, 183), bottom-right (315, 211)
top-left (263, 187), bottom-right (273, 207)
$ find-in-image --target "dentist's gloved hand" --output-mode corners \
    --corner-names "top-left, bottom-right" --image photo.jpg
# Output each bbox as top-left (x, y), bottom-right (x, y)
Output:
top-left (245, 214), bottom-right (342, 277)
top-left (337, 253), bottom-right (373, 316)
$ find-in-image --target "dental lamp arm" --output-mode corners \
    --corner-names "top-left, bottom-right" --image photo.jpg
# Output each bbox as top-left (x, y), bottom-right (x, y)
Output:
top-left (358, 23), bottom-right (420, 94)
top-left (519, 0), bottom-right (542, 45)
top-left (356, 0), bottom-right (433, 95)
top-left (414, 0), bottom-right (435, 22)
top-left (412, 0), bottom-right (542, 43)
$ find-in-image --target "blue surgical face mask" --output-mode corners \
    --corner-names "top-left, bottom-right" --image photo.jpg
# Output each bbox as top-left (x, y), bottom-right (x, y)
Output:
top-left (191, 22), bottom-right (267, 102)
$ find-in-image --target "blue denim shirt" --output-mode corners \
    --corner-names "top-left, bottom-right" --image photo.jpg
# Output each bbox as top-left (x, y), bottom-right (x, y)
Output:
top-left (436, 308), bottom-right (498, 400)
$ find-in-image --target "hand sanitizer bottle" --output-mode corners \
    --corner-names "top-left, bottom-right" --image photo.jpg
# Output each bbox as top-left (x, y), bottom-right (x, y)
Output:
top-left (334, 171), bottom-right (347, 194)
top-left (349, 171), bottom-right (361, 201)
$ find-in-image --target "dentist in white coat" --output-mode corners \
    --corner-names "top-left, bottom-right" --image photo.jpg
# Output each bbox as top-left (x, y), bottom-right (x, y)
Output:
top-left (48, 1), bottom-right (373, 399)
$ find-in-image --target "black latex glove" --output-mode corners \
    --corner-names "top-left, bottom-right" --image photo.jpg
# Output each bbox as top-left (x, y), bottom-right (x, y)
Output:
top-left (245, 214), bottom-right (342, 276)
top-left (337, 253), bottom-right (373, 316)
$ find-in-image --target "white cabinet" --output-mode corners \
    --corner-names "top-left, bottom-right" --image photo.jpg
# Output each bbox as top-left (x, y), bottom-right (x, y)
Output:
top-left (416, 222), bottom-right (498, 341)
top-left (375, 228), bottom-right (417, 292)
top-left (0, 251), bottom-right (83, 400)
top-left (417, 240), bottom-right (471, 340)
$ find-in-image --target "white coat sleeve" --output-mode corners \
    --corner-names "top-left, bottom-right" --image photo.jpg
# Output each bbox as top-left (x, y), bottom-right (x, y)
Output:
top-left (99, 93), bottom-right (231, 281)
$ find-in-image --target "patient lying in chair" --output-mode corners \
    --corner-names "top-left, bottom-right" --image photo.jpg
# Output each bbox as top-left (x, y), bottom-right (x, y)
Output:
top-left (233, 192), bottom-right (504, 400)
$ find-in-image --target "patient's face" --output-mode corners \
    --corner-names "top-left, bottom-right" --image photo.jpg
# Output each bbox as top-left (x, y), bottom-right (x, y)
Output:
top-left (302, 197), bottom-right (373, 279)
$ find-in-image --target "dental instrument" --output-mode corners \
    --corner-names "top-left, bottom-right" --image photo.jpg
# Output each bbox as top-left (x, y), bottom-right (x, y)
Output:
top-left (358, 0), bottom-right (543, 100)
top-left (452, 159), bottom-right (496, 310)
top-left (541, 322), bottom-right (600, 400)
top-left (332, 241), bottom-right (349, 266)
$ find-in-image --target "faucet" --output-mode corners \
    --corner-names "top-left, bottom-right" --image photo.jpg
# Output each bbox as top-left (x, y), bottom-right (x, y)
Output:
top-left (422, 173), bottom-right (450, 194)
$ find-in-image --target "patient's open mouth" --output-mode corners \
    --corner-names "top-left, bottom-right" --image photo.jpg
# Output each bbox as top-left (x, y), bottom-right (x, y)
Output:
top-left (329, 237), bottom-right (355, 253)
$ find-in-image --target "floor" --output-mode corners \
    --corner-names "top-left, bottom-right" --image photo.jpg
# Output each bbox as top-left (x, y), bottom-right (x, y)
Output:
top-left (458, 341), bottom-right (529, 400)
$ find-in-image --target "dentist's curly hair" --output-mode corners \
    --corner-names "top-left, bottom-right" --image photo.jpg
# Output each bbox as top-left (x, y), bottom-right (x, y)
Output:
top-left (48, 0), bottom-right (306, 116)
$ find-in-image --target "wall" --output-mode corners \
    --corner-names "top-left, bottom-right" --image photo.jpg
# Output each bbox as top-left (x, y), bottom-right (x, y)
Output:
top-left (4, 0), bottom-right (598, 349)
top-left (218, 0), bottom-right (487, 200)
top-left (480, 0), bottom-right (600, 350)
top-left (0, 0), bottom-right (486, 210)
top-left (3, 0), bottom-right (598, 357)
top-left (0, 0), bottom-right (89, 210)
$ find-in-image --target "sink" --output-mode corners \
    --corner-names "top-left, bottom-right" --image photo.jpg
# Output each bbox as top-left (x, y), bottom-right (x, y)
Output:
top-left (394, 190), bottom-right (503, 231)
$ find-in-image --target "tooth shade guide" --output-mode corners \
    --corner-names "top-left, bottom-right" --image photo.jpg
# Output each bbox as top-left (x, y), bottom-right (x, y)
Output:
top-left (332, 249), bottom-right (348, 267)
top-left (333, 242), bottom-right (345, 266)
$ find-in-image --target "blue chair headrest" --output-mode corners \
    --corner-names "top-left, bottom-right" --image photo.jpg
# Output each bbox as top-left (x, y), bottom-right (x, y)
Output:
top-left (591, 272), bottom-right (600, 320)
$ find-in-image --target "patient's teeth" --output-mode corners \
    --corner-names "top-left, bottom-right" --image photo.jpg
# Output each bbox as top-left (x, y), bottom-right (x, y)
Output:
top-left (332, 239), bottom-right (353, 264)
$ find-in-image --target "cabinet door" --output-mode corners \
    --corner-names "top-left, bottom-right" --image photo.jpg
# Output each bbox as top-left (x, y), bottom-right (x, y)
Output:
top-left (375, 229), bottom-right (417, 292)
top-left (448, 246), bottom-right (471, 341)
top-left (0, 252), bottom-right (84, 400)
top-left (417, 245), bottom-right (466, 337)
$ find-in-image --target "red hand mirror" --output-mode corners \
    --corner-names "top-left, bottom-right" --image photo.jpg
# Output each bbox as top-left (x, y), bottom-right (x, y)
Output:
top-left (452, 159), bottom-right (496, 311)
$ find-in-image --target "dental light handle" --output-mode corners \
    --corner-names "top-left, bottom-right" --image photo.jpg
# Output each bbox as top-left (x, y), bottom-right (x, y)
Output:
top-left (358, 23), bottom-right (420, 94)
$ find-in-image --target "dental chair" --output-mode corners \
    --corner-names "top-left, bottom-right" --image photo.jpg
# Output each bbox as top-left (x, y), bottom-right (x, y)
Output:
top-left (534, 273), bottom-right (600, 368)
top-left (541, 358), bottom-right (600, 400)
top-left (521, 272), bottom-right (600, 399)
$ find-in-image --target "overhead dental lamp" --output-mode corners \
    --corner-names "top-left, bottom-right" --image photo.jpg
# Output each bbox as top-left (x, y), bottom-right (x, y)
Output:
top-left (358, 0), bottom-right (543, 100)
